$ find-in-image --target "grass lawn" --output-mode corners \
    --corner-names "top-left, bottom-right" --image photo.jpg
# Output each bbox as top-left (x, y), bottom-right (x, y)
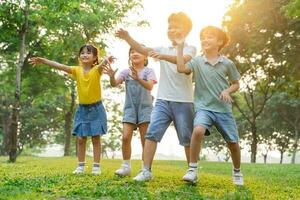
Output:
top-left (0, 156), bottom-right (299, 199)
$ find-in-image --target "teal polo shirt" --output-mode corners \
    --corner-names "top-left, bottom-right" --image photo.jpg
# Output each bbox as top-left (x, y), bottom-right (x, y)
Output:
top-left (187, 55), bottom-right (240, 113)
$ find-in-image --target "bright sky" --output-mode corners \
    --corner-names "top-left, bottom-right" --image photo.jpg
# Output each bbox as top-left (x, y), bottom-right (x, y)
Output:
top-left (104, 0), bottom-right (234, 160)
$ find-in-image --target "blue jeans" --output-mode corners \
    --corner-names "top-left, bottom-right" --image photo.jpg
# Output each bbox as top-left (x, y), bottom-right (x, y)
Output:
top-left (145, 99), bottom-right (194, 146)
top-left (194, 109), bottom-right (239, 142)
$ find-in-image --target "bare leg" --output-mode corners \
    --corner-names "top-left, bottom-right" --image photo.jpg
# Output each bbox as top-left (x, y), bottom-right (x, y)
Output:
top-left (137, 122), bottom-right (148, 161)
top-left (77, 137), bottom-right (87, 162)
top-left (143, 139), bottom-right (157, 169)
top-left (184, 146), bottom-right (190, 164)
top-left (122, 123), bottom-right (135, 160)
top-left (92, 136), bottom-right (101, 163)
top-left (190, 126), bottom-right (206, 163)
top-left (227, 142), bottom-right (241, 169)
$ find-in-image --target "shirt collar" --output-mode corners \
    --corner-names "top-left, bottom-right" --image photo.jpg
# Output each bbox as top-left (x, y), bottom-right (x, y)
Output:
top-left (168, 42), bottom-right (188, 49)
top-left (203, 55), bottom-right (224, 65)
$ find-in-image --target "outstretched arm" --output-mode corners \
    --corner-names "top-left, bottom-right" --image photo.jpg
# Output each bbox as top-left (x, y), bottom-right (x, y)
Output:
top-left (148, 50), bottom-right (193, 65)
top-left (116, 28), bottom-right (153, 56)
top-left (30, 57), bottom-right (72, 74)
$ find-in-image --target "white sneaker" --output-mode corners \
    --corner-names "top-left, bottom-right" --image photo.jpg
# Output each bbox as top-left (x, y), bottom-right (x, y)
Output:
top-left (92, 166), bottom-right (101, 175)
top-left (115, 164), bottom-right (131, 176)
top-left (73, 166), bottom-right (84, 174)
top-left (232, 171), bottom-right (244, 185)
top-left (133, 169), bottom-right (152, 181)
top-left (182, 169), bottom-right (198, 183)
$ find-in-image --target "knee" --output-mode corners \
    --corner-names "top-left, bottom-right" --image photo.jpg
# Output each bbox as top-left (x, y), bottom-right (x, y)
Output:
top-left (193, 126), bottom-right (206, 138)
top-left (77, 137), bottom-right (87, 145)
top-left (228, 142), bottom-right (240, 151)
top-left (122, 133), bottom-right (132, 143)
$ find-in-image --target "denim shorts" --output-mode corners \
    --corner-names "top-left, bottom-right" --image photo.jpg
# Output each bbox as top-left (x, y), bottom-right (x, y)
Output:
top-left (73, 101), bottom-right (107, 137)
top-left (194, 109), bottom-right (239, 142)
top-left (145, 99), bottom-right (194, 146)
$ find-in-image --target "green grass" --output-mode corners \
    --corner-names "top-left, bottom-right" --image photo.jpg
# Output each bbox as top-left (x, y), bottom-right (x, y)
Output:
top-left (0, 157), bottom-right (299, 200)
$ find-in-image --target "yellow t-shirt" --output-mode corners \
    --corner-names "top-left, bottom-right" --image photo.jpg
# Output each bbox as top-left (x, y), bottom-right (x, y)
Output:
top-left (71, 66), bottom-right (102, 104)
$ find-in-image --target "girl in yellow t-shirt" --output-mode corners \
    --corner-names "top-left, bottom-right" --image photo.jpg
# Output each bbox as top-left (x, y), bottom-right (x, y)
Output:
top-left (30, 44), bottom-right (113, 175)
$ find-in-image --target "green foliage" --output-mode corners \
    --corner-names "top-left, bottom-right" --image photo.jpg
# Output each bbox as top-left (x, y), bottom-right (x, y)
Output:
top-left (0, 0), bottom-right (142, 156)
top-left (283, 0), bottom-right (300, 18)
top-left (222, 0), bottom-right (300, 162)
top-left (0, 157), bottom-right (300, 199)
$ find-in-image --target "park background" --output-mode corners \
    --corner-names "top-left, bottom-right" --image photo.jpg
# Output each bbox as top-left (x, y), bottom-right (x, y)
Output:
top-left (0, 0), bottom-right (299, 199)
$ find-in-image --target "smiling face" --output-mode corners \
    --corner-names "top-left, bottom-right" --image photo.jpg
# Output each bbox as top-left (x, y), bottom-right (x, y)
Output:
top-left (167, 20), bottom-right (185, 43)
top-left (129, 48), bottom-right (147, 68)
top-left (78, 45), bottom-right (98, 67)
top-left (79, 47), bottom-right (96, 66)
top-left (200, 31), bottom-right (223, 52)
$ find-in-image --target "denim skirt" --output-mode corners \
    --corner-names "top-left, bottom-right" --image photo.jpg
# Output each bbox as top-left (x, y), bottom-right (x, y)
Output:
top-left (72, 101), bottom-right (107, 137)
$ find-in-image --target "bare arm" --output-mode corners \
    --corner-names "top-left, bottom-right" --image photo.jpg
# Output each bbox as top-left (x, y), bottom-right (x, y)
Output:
top-left (116, 28), bottom-right (153, 56)
top-left (30, 57), bottom-right (72, 73)
top-left (149, 51), bottom-right (192, 64)
top-left (176, 43), bottom-right (192, 74)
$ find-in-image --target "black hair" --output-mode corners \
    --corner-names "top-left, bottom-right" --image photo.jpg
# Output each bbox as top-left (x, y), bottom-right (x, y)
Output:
top-left (78, 44), bottom-right (99, 65)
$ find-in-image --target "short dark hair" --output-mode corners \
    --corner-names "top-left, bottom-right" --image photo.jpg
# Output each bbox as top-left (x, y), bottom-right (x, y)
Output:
top-left (79, 44), bottom-right (99, 65)
top-left (168, 12), bottom-right (192, 36)
top-left (200, 26), bottom-right (230, 51)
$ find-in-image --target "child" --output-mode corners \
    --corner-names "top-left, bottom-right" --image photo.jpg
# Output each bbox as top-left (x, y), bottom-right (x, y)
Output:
top-left (116, 12), bottom-right (198, 181)
top-left (30, 44), bottom-right (113, 175)
top-left (104, 47), bottom-right (157, 176)
top-left (176, 26), bottom-right (243, 185)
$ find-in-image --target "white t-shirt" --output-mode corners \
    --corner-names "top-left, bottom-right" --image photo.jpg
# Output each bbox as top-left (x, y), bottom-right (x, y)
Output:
top-left (153, 44), bottom-right (196, 102)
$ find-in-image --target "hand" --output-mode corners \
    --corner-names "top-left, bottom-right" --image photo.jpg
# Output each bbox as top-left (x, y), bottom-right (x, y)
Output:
top-left (174, 31), bottom-right (185, 45)
top-left (219, 90), bottom-right (233, 103)
top-left (148, 51), bottom-right (164, 60)
top-left (115, 28), bottom-right (130, 40)
top-left (129, 67), bottom-right (139, 80)
top-left (29, 57), bottom-right (45, 66)
top-left (99, 55), bottom-right (116, 67)
top-left (102, 64), bottom-right (118, 78)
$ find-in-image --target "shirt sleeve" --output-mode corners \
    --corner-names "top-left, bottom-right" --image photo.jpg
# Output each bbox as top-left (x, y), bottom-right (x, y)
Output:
top-left (71, 66), bottom-right (78, 78)
top-left (227, 60), bottom-right (241, 81)
top-left (146, 68), bottom-right (157, 84)
top-left (116, 69), bottom-right (130, 83)
top-left (183, 45), bottom-right (197, 58)
top-left (152, 46), bottom-right (163, 53)
top-left (187, 56), bottom-right (199, 72)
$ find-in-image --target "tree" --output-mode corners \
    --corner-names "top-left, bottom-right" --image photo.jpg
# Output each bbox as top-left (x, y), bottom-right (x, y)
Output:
top-left (0, 0), bottom-right (142, 162)
top-left (223, 0), bottom-right (300, 162)
top-left (265, 92), bottom-right (300, 163)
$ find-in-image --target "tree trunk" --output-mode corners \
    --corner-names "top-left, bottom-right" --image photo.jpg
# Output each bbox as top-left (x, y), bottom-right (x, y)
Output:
top-left (280, 151), bottom-right (284, 164)
top-left (291, 129), bottom-right (299, 164)
top-left (64, 84), bottom-right (75, 156)
top-left (263, 154), bottom-right (267, 164)
top-left (8, 2), bottom-right (29, 163)
top-left (250, 125), bottom-right (257, 163)
top-left (1, 116), bottom-right (10, 155)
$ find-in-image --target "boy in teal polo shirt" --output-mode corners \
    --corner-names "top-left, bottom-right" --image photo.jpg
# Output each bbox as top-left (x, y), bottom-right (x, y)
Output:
top-left (176, 26), bottom-right (243, 185)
